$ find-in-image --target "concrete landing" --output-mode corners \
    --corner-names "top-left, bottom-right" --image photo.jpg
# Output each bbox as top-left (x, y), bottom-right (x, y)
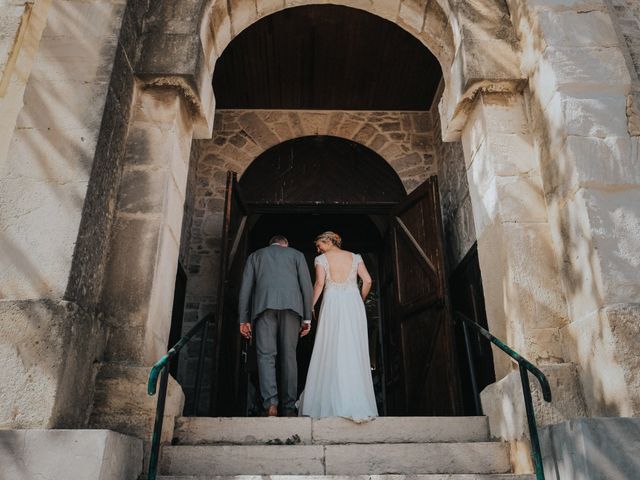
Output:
top-left (173, 416), bottom-right (491, 445)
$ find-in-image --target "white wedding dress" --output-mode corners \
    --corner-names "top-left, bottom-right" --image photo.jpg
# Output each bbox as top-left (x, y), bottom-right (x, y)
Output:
top-left (299, 252), bottom-right (378, 422)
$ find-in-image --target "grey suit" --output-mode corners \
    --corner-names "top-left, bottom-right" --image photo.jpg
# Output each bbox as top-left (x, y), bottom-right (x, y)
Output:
top-left (238, 244), bottom-right (313, 411)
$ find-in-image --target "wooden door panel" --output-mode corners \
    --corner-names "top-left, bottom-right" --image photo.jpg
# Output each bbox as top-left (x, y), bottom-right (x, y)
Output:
top-left (394, 227), bottom-right (439, 307)
top-left (212, 171), bottom-right (250, 416)
top-left (386, 176), bottom-right (462, 416)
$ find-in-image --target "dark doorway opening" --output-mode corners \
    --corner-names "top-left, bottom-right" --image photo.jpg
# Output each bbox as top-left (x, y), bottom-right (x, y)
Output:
top-left (245, 212), bottom-right (388, 415)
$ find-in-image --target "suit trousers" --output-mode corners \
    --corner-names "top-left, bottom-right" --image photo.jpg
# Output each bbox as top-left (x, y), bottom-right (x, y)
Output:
top-left (255, 308), bottom-right (300, 411)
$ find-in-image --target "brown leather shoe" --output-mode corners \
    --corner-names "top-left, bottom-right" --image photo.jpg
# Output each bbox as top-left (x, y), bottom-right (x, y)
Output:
top-left (266, 404), bottom-right (278, 417)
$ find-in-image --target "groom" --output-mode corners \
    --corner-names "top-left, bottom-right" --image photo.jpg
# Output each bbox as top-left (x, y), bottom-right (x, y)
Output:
top-left (238, 235), bottom-right (313, 416)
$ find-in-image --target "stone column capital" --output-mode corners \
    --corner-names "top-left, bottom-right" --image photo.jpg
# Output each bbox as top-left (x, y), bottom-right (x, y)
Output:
top-left (439, 78), bottom-right (527, 142)
top-left (135, 31), bottom-right (215, 139)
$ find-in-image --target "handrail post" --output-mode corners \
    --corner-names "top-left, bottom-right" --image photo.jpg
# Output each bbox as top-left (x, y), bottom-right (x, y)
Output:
top-left (148, 362), bottom-right (170, 480)
top-left (519, 364), bottom-right (545, 480)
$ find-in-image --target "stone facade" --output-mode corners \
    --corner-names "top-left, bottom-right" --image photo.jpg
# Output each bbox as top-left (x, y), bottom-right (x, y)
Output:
top-left (0, 2), bottom-right (638, 475)
top-left (433, 107), bottom-right (474, 270)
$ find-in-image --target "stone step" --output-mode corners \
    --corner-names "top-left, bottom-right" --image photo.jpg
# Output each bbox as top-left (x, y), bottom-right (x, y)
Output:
top-left (160, 443), bottom-right (511, 476)
top-left (158, 476), bottom-right (535, 480)
top-left (173, 417), bottom-right (491, 445)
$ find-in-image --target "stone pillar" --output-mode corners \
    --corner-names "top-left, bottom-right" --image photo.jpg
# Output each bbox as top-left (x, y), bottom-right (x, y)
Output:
top-left (508, 0), bottom-right (640, 417)
top-left (460, 92), bottom-right (587, 472)
top-left (0, 0), bottom-right (129, 429)
top-left (90, 87), bottom-right (193, 441)
top-left (461, 92), bottom-right (568, 376)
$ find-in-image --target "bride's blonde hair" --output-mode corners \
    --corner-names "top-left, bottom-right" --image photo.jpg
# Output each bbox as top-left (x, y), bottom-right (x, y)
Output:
top-left (315, 231), bottom-right (342, 248)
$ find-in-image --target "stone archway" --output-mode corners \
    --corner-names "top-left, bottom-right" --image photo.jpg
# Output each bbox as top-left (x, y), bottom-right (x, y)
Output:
top-left (85, 0), bottom-right (639, 464)
top-left (91, 0), bottom-right (573, 450)
top-left (2, 2), bottom-right (638, 468)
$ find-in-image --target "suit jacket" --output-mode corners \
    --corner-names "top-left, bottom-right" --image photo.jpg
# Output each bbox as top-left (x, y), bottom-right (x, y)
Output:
top-left (238, 245), bottom-right (313, 324)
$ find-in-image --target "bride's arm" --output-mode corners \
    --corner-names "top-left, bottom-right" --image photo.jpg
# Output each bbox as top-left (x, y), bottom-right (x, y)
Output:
top-left (357, 260), bottom-right (372, 301)
top-left (312, 263), bottom-right (325, 309)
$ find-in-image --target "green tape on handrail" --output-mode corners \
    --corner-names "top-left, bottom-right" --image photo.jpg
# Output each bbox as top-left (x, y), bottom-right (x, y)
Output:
top-left (148, 354), bottom-right (170, 396)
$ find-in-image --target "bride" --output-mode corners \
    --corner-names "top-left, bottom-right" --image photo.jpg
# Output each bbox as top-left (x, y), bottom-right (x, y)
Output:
top-left (298, 231), bottom-right (378, 421)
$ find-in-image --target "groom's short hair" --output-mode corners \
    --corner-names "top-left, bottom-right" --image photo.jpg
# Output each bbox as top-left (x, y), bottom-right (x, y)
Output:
top-left (269, 235), bottom-right (288, 246)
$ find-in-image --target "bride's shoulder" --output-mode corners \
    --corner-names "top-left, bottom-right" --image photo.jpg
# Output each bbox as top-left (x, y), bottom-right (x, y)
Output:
top-left (350, 251), bottom-right (363, 263)
top-left (314, 253), bottom-right (326, 265)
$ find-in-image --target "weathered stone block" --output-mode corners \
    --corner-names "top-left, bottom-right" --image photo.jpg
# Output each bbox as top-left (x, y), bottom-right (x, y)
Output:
top-left (537, 10), bottom-right (619, 48)
top-left (495, 175), bottom-right (547, 223)
top-left (398, 0), bottom-right (428, 32)
top-left (137, 32), bottom-right (203, 78)
top-left (481, 363), bottom-right (587, 441)
top-left (525, 0), bottom-right (607, 12)
top-left (540, 418), bottom-right (640, 480)
top-left (582, 188), bottom-right (640, 304)
top-left (0, 429), bottom-right (142, 480)
top-left (42, 0), bottom-right (126, 41)
top-left (324, 442), bottom-right (511, 474)
top-left (174, 416), bottom-right (313, 445)
top-left (146, 0), bottom-right (203, 36)
top-left (0, 175), bottom-right (87, 299)
top-left (91, 364), bottom-right (185, 441)
top-left (161, 444), bottom-right (325, 475)
top-left (312, 416), bottom-right (490, 444)
top-left (538, 46), bottom-right (632, 96)
top-left (116, 168), bottom-right (171, 214)
top-left (32, 35), bottom-right (117, 83)
top-left (500, 223), bottom-right (568, 330)
top-left (230, 0), bottom-right (258, 36)
top-left (101, 216), bottom-right (161, 323)
top-left (257, 0), bottom-right (285, 17)
top-left (210, 0), bottom-right (232, 55)
top-left (370, 0), bottom-right (401, 21)
top-left (0, 300), bottom-right (105, 428)
top-left (239, 111), bottom-right (280, 148)
top-left (18, 77), bottom-right (110, 131)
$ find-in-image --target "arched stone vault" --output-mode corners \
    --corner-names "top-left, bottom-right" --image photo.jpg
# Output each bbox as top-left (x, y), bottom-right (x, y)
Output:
top-left (139, 0), bottom-right (524, 141)
top-left (199, 110), bottom-right (437, 194)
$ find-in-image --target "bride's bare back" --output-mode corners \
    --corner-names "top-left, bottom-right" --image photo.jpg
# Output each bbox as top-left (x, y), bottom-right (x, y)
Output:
top-left (324, 250), bottom-right (356, 283)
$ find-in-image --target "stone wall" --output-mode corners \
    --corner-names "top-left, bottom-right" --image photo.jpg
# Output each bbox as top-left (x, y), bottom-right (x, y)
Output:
top-left (432, 107), bottom-right (475, 270)
top-left (0, 0), bottom-right (47, 164)
top-left (0, 0), bottom-right (146, 429)
top-left (176, 108), bottom-right (440, 407)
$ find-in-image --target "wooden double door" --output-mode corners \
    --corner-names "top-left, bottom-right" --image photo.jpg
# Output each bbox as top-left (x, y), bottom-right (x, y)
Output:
top-left (212, 172), bottom-right (462, 416)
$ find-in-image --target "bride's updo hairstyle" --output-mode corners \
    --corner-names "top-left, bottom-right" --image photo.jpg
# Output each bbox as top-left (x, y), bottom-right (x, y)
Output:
top-left (316, 231), bottom-right (342, 248)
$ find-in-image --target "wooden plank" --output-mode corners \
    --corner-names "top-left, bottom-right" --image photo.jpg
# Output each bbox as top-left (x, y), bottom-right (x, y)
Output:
top-left (394, 216), bottom-right (438, 276)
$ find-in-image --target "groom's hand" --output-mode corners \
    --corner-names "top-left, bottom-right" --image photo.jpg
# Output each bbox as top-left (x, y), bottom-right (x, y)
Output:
top-left (300, 322), bottom-right (311, 337)
top-left (240, 322), bottom-right (252, 339)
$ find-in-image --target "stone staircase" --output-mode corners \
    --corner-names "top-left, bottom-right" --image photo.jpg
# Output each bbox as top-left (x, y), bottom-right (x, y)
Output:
top-left (156, 417), bottom-right (534, 479)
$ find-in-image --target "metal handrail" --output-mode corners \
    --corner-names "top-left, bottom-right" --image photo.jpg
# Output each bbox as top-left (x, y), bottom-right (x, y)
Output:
top-left (455, 311), bottom-right (552, 480)
top-left (146, 313), bottom-right (213, 480)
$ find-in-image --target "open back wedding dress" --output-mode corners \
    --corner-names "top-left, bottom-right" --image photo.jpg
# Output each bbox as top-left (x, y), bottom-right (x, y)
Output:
top-left (299, 252), bottom-right (378, 422)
